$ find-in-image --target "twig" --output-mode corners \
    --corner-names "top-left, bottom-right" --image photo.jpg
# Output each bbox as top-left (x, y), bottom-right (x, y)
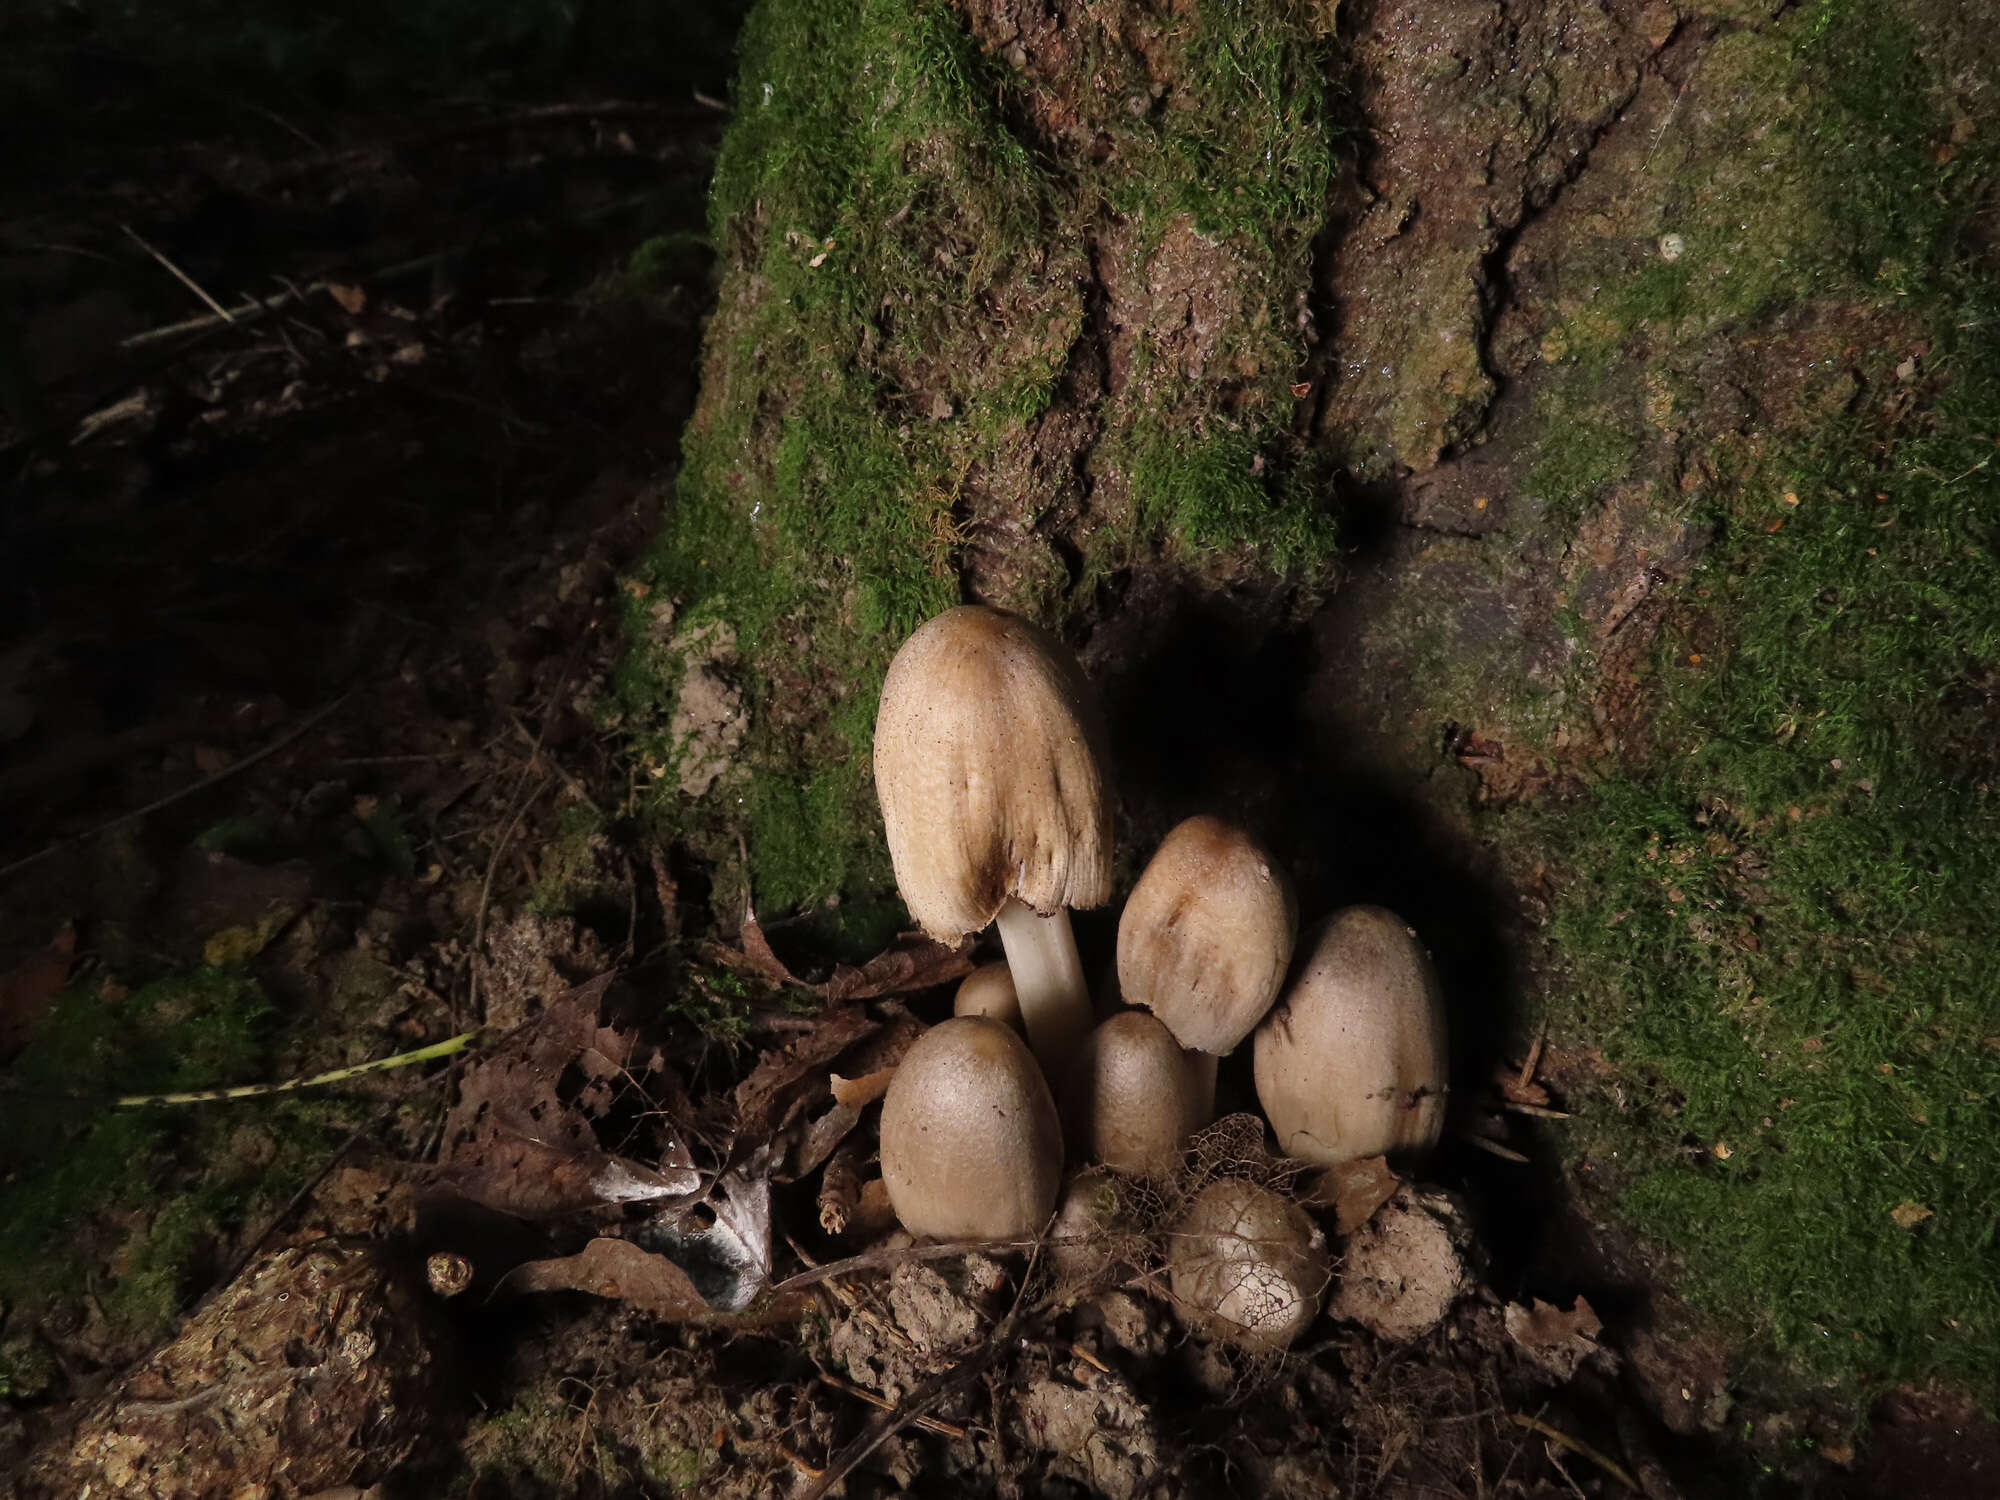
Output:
top-left (779, 1445), bottom-right (824, 1478)
top-left (1501, 1101), bottom-right (1571, 1120)
top-left (801, 1341), bottom-right (1004, 1500)
top-left (507, 710), bottom-right (600, 813)
top-left (1509, 1413), bottom-right (1638, 1492)
top-left (123, 224), bottom-right (237, 324)
top-left (1461, 1132), bottom-right (1531, 1164)
top-left (770, 1235), bottom-right (1067, 1296)
top-left (0, 696), bottom-right (350, 883)
top-left (114, 1031), bottom-right (482, 1108)
top-left (1069, 1342), bottom-right (1110, 1374)
top-left (815, 1372), bottom-right (966, 1438)
top-left (466, 755), bottom-right (555, 1021)
top-left (216, 1100), bottom-right (394, 1287)
top-left (1518, 1022), bottom-right (1547, 1093)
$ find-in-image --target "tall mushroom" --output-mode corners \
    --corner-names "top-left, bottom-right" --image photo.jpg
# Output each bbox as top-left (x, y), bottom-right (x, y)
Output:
top-left (874, 606), bottom-right (1113, 1075)
top-left (1252, 905), bottom-right (1448, 1165)
top-left (879, 1016), bottom-right (1063, 1240)
top-left (1116, 816), bottom-right (1296, 1125)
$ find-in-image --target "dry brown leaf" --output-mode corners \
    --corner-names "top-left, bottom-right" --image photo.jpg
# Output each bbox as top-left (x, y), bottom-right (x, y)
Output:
top-left (1505, 1295), bottom-right (1604, 1379)
top-left (325, 282), bottom-right (367, 315)
top-left (435, 973), bottom-right (696, 1218)
top-left (822, 933), bottom-right (974, 1001)
top-left (1304, 1155), bottom-right (1402, 1237)
top-left (508, 1238), bottom-right (807, 1325)
top-left (1890, 1201), bottom-right (1934, 1230)
top-left (737, 908), bottom-right (799, 986)
top-left (732, 1005), bottom-right (877, 1142)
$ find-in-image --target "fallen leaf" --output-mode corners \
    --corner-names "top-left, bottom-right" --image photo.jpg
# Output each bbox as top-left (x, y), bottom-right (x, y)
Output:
top-left (1890, 1201), bottom-right (1933, 1230)
top-left (1304, 1155), bottom-right (1401, 1236)
top-left (822, 933), bottom-right (975, 1001)
top-left (630, 1153), bottom-right (775, 1311)
top-left (1505, 1295), bottom-right (1603, 1378)
top-left (737, 907), bottom-right (798, 985)
top-left (436, 973), bottom-right (698, 1218)
top-left (506, 1237), bottom-right (804, 1325)
top-left (733, 1005), bottom-right (877, 1142)
top-left (325, 282), bottom-right (368, 315)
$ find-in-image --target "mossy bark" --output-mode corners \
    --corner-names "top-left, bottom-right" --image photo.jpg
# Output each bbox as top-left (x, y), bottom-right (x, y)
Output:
top-left (635, 0), bottom-right (2000, 1419)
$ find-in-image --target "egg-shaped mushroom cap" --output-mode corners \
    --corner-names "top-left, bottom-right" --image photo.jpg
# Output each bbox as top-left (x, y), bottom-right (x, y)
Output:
top-left (1168, 1178), bottom-right (1329, 1350)
top-left (1062, 1011), bottom-right (1191, 1176)
top-left (1117, 815), bottom-right (1297, 1055)
top-left (1252, 906), bottom-right (1447, 1166)
top-left (879, 1016), bottom-right (1064, 1240)
top-left (873, 606), bottom-right (1113, 940)
top-left (953, 962), bottom-right (1024, 1032)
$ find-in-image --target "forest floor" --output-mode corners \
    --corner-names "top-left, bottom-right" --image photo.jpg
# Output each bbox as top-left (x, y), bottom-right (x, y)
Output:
top-left (4, 2), bottom-right (2000, 1498)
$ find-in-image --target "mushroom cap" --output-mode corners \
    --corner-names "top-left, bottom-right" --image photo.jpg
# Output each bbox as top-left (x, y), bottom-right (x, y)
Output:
top-left (879, 1016), bottom-right (1064, 1240)
top-left (1168, 1178), bottom-right (1329, 1350)
top-left (1251, 906), bottom-right (1448, 1166)
top-left (1117, 815), bottom-right (1297, 1054)
top-left (952, 961), bottom-right (1024, 1032)
top-left (873, 606), bottom-right (1113, 940)
top-left (1062, 1011), bottom-right (1191, 1176)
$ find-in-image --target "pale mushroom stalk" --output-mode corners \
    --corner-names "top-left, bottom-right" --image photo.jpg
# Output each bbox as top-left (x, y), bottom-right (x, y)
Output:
top-left (994, 898), bottom-right (1093, 1069)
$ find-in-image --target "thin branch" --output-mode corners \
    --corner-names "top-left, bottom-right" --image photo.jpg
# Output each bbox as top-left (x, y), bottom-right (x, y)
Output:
top-left (1509, 1413), bottom-right (1639, 1492)
top-left (0, 695), bottom-right (350, 883)
top-left (123, 224), bottom-right (236, 324)
top-left (800, 1340), bottom-right (1005, 1500)
top-left (114, 1031), bottom-right (482, 1108)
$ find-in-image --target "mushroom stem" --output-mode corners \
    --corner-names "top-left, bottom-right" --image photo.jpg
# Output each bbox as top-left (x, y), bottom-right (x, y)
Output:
top-left (1181, 1049), bottom-right (1218, 1132)
top-left (994, 897), bottom-right (1092, 1078)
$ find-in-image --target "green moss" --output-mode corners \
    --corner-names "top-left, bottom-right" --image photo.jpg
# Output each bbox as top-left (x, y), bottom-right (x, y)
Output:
top-left (1523, 398), bottom-right (1642, 530)
top-left (628, 0), bottom-right (1340, 920)
top-left (1126, 429), bottom-right (1337, 570)
top-left (0, 968), bottom-right (349, 1347)
top-left (528, 802), bottom-right (623, 917)
top-left (1527, 0), bottom-right (2000, 1401)
top-left (744, 765), bottom-right (890, 915)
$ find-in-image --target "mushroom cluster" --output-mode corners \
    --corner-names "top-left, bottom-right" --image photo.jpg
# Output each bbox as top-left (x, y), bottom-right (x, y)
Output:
top-left (870, 605), bottom-right (1450, 1346)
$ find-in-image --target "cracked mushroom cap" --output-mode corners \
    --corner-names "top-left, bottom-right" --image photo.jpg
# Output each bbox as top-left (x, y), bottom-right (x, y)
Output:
top-left (1062, 1010), bottom-right (1192, 1176)
top-left (879, 1016), bottom-right (1063, 1240)
top-left (872, 606), bottom-right (1113, 938)
top-left (1117, 816), bottom-right (1297, 1055)
top-left (1168, 1178), bottom-right (1329, 1351)
top-left (1252, 906), bottom-right (1448, 1165)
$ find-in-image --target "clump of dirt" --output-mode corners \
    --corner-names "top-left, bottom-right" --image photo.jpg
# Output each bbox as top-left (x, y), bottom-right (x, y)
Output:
top-left (1330, 1185), bottom-right (1477, 1342)
top-left (16, 1240), bottom-right (448, 1500)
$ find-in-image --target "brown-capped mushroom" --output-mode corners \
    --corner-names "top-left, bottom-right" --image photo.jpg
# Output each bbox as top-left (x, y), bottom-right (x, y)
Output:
top-left (1116, 816), bottom-right (1296, 1125)
top-left (953, 961), bottom-right (1024, 1032)
top-left (1252, 906), bottom-right (1447, 1165)
top-left (1062, 1010), bottom-right (1192, 1176)
top-left (878, 1016), bottom-right (1063, 1240)
top-left (874, 606), bottom-right (1113, 1075)
top-left (1168, 1178), bottom-right (1329, 1350)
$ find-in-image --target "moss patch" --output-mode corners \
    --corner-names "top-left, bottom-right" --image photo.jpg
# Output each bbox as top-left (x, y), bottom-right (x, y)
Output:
top-left (629, 0), bottom-right (1341, 917)
top-left (0, 968), bottom-right (350, 1354)
top-left (1521, 0), bottom-right (2000, 1402)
